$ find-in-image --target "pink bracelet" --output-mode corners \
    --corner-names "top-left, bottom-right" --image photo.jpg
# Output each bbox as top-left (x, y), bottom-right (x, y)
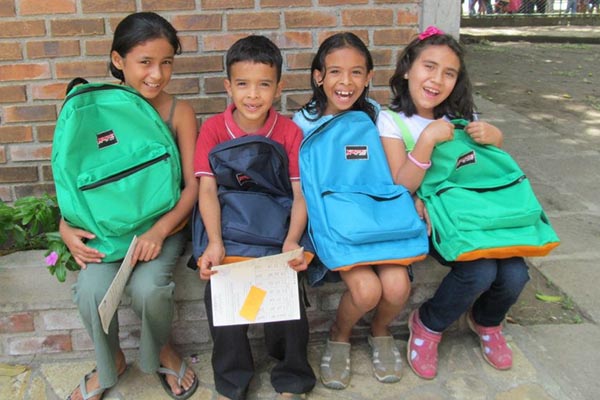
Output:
top-left (407, 152), bottom-right (432, 170)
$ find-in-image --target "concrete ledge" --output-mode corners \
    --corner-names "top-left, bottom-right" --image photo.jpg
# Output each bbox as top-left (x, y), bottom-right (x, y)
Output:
top-left (0, 246), bottom-right (449, 364)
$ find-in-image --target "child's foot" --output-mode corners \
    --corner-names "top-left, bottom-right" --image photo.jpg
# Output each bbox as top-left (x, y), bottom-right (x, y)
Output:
top-left (320, 339), bottom-right (351, 389)
top-left (367, 335), bottom-right (402, 383)
top-left (66, 351), bottom-right (127, 400)
top-left (407, 309), bottom-right (442, 380)
top-left (467, 312), bottom-right (512, 370)
top-left (158, 343), bottom-right (199, 398)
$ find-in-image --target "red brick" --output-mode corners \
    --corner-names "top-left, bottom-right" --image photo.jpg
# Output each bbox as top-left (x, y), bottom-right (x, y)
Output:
top-left (203, 33), bottom-right (249, 52)
top-left (56, 60), bottom-right (108, 79)
top-left (166, 78), bottom-right (200, 95)
top-left (227, 12), bottom-right (280, 30)
top-left (371, 49), bottom-right (393, 66)
top-left (0, 63), bottom-right (51, 82)
top-left (0, 0), bottom-right (16, 17)
top-left (141, 0), bottom-right (195, 10)
top-left (174, 55), bottom-right (223, 74)
top-left (42, 165), bottom-right (54, 181)
top-left (270, 32), bottom-right (312, 50)
top-left (20, 0), bottom-right (76, 15)
top-left (0, 166), bottom-right (39, 183)
top-left (172, 14), bottom-right (222, 31)
top-left (0, 20), bottom-right (45, 38)
top-left (370, 88), bottom-right (390, 106)
top-left (285, 93), bottom-right (311, 112)
top-left (373, 28), bottom-right (417, 46)
top-left (317, 30), bottom-right (369, 47)
top-left (342, 9), bottom-right (393, 26)
top-left (189, 97), bottom-right (228, 115)
top-left (281, 72), bottom-right (310, 91)
top-left (14, 183), bottom-right (56, 198)
top-left (3, 105), bottom-right (56, 123)
top-left (51, 18), bottom-right (105, 37)
top-left (0, 146), bottom-right (5, 163)
top-left (0, 126), bottom-right (33, 143)
top-left (0, 42), bottom-right (22, 61)
top-left (202, 0), bottom-right (253, 9)
top-left (0, 86), bottom-right (26, 103)
top-left (9, 144), bottom-right (53, 161)
top-left (286, 52), bottom-right (314, 70)
top-left (0, 313), bottom-right (35, 333)
top-left (205, 77), bottom-right (226, 94)
top-left (375, 0), bottom-right (413, 3)
top-left (0, 186), bottom-right (12, 202)
top-left (179, 35), bottom-right (198, 53)
top-left (82, 0), bottom-right (135, 13)
top-left (85, 39), bottom-right (112, 56)
top-left (373, 68), bottom-right (394, 86)
top-left (32, 83), bottom-right (69, 100)
top-left (27, 40), bottom-right (80, 59)
top-left (284, 11), bottom-right (336, 29)
top-left (319, 0), bottom-right (368, 4)
top-left (6, 334), bottom-right (72, 355)
top-left (37, 125), bottom-right (56, 142)
top-left (398, 9), bottom-right (419, 25)
top-left (261, 0), bottom-right (311, 5)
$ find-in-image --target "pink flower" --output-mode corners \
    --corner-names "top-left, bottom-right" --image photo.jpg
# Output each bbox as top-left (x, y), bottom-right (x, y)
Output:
top-left (418, 26), bottom-right (445, 41)
top-left (45, 251), bottom-right (58, 266)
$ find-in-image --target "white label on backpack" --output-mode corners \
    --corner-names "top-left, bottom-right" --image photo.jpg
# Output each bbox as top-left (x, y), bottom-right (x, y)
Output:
top-left (97, 130), bottom-right (118, 149)
top-left (345, 145), bottom-right (368, 160)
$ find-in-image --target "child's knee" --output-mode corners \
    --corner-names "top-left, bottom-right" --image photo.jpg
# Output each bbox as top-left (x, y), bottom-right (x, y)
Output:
top-left (348, 280), bottom-right (382, 312)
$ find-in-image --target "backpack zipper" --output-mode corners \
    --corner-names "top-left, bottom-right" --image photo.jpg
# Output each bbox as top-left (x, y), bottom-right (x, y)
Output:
top-left (435, 175), bottom-right (526, 196)
top-left (80, 153), bottom-right (170, 191)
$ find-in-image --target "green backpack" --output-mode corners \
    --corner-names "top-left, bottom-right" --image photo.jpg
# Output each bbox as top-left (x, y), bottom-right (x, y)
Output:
top-left (388, 111), bottom-right (560, 261)
top-left (52, 80), bottom-right (182, 261)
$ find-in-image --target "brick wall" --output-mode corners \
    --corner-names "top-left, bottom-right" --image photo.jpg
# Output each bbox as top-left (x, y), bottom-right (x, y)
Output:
top-left (0, 0), bottom-right (421, 203)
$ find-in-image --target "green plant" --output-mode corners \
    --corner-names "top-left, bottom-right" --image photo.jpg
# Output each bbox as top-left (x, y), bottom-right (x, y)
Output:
top-left (0, 194), bottom-right (79, 282)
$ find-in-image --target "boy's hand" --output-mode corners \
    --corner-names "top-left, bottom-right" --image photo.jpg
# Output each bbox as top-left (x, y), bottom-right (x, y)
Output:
top-left (414, 197), bottom-right (431, 236)
top-left (421, 119), bottom-right (454, 146)
top-left (133, 229), bottom-right (166, 264)
top-left (283, 241), bottom-right (308, 272)
top-left (199, 241), bottom-right (225, 280)
top-left (465, 121), bottom-right (503, 147)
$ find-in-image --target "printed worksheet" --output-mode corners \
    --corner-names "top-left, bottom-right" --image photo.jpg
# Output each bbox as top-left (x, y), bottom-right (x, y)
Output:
top-left (98, 236), bottom-right (138, 334)
top-left (210, 248), bottom-right (303, 326)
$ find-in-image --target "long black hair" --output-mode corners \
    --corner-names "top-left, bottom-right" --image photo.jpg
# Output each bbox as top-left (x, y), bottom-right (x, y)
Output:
top-left (389, 32), bottom-right (475, 120)
top-left (109, 12), bottom-right (181, 82)
top-left (301, 32), bottom-right (377, 122)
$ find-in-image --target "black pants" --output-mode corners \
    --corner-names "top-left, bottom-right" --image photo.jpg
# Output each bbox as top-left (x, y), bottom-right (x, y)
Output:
top-left (204, 281), bottom-right (316, 400)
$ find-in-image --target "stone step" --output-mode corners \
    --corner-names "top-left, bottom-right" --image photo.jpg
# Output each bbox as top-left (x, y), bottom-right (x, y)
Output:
top-left (0, 246), bottom-right (449, 364)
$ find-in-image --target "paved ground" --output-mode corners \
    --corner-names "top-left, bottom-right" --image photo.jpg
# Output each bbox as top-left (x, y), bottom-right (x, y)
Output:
top-left (2, 26), bottom-right (600, 400)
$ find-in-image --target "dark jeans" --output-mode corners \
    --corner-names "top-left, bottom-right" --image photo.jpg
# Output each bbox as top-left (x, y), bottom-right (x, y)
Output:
top-left (419, 249), bottom-right (530, 332)
top-left (204, 282), bottom-right (316, 400)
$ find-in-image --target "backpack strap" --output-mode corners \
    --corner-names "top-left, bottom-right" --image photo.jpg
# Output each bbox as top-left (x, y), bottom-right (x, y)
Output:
top-left (384, 109), bottom-right (415, 152)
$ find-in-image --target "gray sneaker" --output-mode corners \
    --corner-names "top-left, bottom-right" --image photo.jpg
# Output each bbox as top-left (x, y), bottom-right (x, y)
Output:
top-left (368, 335), bottom-right (402, 383)
top-left (320, 339), bottom-right (351, 389)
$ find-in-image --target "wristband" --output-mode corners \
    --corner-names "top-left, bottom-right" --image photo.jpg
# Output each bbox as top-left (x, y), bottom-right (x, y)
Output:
top-left (407, 152), bottom-right (432, 170)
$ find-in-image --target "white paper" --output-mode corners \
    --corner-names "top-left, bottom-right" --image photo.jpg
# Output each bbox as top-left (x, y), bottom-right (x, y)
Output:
top-left (98, 236), bottom-right (138, 334)
top-left (210, 248), bottom-right (303, 327)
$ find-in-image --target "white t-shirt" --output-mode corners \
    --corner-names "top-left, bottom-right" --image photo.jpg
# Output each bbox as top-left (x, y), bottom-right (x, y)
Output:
top-left (376, 110), bottom-right (439, 146)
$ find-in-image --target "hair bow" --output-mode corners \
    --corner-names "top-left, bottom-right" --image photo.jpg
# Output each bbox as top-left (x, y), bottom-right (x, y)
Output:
top-left (418, 26), bottom-right (445, 40)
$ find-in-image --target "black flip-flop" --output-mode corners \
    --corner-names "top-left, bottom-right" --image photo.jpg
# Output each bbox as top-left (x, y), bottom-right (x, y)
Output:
top-left (156, 361), bottom-right (199, 400)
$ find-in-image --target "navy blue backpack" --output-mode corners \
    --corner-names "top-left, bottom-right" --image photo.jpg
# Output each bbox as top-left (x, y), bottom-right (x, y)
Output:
top-left (190, 135), bottom-right (313, 267)
top-left (299, 111), bottom-right (429, 271)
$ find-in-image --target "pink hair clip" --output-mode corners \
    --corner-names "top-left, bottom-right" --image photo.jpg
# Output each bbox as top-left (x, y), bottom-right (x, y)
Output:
top-left (418, 26), bottom-right (445, 40)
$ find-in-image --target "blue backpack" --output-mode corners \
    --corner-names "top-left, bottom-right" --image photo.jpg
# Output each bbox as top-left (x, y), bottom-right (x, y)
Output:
top-left (299, 111), bottom-right (429, 271)
top-left (52, 79), bottom-right (181, 262)
top-left (191, 135), bottom-right (313, 267)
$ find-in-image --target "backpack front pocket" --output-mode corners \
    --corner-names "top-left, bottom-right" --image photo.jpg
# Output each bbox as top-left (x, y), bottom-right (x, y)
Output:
top-left (220, 191), bottom-right (292, 246)
top-left (321, 185), bottom-right (425, 244)
top-left (77, 143), bottom-right (178, 235)
top-left (434, 177), bottom-right (543, 231)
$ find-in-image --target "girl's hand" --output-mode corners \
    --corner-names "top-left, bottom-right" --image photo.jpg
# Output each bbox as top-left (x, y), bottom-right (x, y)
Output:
top-left (421, 119), bottom-right (454, 146)
top-left (59, 219), bottom-right (104, 269)
top-left (198, 241), bottom-right (225, 280)
top-left (465, 121), bottom-right (503, 147)
top-left (414, 197), bottom-right (431, 236)
top-left (132, 229), bottom-right (166, 264)
top-left (283, 240), bottom-right (308, 272)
